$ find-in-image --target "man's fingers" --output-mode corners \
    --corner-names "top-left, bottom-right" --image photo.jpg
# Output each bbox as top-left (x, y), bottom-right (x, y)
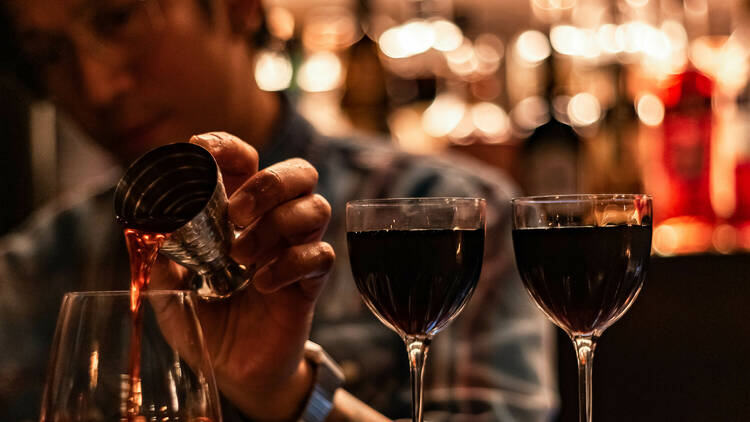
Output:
top-left (146, 257), bottom-right (191, 290)
top-left (231, 194), bottom-right (331, 264)
top-left (252, 242), bottom-right (335, 298)
top-left (228, 158), bottom-right (318, 227)
top-left (189, 132), bottom-right (259, 195)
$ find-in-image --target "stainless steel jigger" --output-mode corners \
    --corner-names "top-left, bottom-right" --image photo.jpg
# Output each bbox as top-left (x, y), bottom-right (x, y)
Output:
top-left (114, 142), bottom-right (255, 299)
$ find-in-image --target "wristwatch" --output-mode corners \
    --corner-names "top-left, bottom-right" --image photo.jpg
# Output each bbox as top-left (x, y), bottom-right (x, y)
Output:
top-left (299, 341), bottom-right (345, 422)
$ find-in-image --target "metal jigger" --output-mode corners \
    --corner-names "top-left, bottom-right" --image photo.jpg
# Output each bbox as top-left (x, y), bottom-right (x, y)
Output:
top-left (114, 142), bottom-right (255, 299)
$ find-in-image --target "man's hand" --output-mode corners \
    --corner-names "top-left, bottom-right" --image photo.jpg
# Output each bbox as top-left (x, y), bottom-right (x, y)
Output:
top-left (151, 131), bottom-right (335, 421)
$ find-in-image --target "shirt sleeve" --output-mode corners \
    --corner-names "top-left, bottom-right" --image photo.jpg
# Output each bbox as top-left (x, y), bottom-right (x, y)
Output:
top-left (403, 161), bottom-right (559, 422)
top-left (0, 190), bottom-right (128, 421)
top-left (0, 208), bottom-right (83, 420)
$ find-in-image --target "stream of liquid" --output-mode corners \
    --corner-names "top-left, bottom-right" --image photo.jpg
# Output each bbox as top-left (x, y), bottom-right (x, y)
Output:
top-left (123, 228), bottom-right (166, 421)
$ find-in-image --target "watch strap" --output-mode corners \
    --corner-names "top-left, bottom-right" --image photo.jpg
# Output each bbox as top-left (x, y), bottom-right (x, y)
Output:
top-left (299, 341), bottom-right (345, 422)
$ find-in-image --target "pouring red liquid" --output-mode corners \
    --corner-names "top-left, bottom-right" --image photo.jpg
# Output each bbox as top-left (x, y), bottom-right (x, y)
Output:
top-left (123, 228), bottom-right (166, 421)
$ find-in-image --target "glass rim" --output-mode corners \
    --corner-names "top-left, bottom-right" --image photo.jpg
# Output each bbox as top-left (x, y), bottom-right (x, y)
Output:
top-left (511, 194), bottom-right (652, 204)
top-left (63, 290), bottom-right (195, 298)
top-left (347, 197), bottom-right (486, 207)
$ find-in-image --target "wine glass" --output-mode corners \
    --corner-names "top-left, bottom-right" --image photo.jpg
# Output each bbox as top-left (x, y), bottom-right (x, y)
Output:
top-left (346, 197), bottom-right (486, 422)
top-left (40, 290), bottom-right (221, 421)
top-left (511, 194), bottom-right (652, 422)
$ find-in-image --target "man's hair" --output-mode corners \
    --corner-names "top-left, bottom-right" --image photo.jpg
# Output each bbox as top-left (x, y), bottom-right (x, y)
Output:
top-left (0, 4), bottom-right (43, 96)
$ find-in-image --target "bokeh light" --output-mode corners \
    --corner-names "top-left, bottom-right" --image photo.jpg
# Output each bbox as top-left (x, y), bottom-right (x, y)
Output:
top-left (596, 24), bottom-right (621, 54)
top-left (471, 102), bottom-right (510, 141)
top-left (378, 20), bottom-right (435, 59)
top-left (511, 96), bottom-right (550, 133)
top-left (400, 20), bottom-right (435, 56)
top-left (297, 52), bottom-right (344, 92)
top-left (431, 20), bottom-right (463, 52)
top-left (636, 94), bottom-right (665, 127)
top-left (567, 93), bottom-right (601, 127)
top-left (302, 7), bottom-right (360, 51)
top-left (445, 39), bottom-right (480, 79)
top-left (515, 30), bottom-right (551, 64)
top-left (448, 112), bottom-right (476, 143)
top-left (255, 50), bottom-right (293, 92)
top-left (475, 34), bottom-right (504, 75)
top-left (422, 93), bottom-right (467, 138)
top-left (713, 224), bottom-right (738, 254)
top-left (625, 0), bottom-right (649, 7)
top-left (266, 7), bottom-right (295, 41)
top-left (550, 25), bottom-right (584, 56)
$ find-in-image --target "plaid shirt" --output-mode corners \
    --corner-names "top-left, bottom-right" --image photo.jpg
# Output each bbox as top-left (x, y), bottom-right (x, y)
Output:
top-left (0, 102), bottom-right (557, 421)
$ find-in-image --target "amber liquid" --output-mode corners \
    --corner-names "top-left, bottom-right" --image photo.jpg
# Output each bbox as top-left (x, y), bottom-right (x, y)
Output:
top-left (123, 228), bottom-right (166, 421)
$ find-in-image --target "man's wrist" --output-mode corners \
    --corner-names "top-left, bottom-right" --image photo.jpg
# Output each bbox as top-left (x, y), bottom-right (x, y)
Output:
top-left (298, 341), bottom-right (345, 422)
top-left (222, 354), bottom-right (314, 422)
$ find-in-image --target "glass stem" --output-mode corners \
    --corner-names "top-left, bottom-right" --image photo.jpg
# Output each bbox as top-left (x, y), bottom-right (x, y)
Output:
top-left (573, 335), bottom-right (597, 422)
top-left (404, 335), bottom-right (431, 422)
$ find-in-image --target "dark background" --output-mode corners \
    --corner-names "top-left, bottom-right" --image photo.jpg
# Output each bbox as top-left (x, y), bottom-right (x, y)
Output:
top-left (554, 253), bottom-right (750, 421)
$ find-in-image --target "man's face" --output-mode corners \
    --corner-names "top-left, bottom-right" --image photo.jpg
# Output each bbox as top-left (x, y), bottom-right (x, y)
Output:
top-left (9, 0), bottom-right (250, 164)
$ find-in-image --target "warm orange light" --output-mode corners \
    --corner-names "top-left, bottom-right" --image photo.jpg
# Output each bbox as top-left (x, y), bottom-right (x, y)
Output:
top-left (550, 25), bottom-right (584, 56)
top-left (266, 6), bottom-right (295, 41)
top-left (474, 34), bottom-right (503, 75)
top-left (431, 20), bottom-right (463, 52)
top-left (661, 20), bottom-right (688, 52)
top-left (515, 30), bottom-right (551, 65)
top-left (471, 102), bottom-right (510, 142)
top-left (712, 224), bottom-right (737, 254)
top-left (689, 35), bottom-right (749, 94)
top-left (652, 217), bottom-right (714, 256)
top-left (684, 0), bottom-right (709, 17)
top-left (89, 348), bottom-right (99, 390)
top-left (641, 27), bottom-right (671, 61)
top-left (378, 26), bottom-right (408, 59)
top-left (532, 0), bottom-right (576, 11)
top-left (422, 93), bottom-right (467, 138)
top-left (636, 94), bottom-right (665, 127)
top-left (297, 52), bottom-right (343, 92)
top-left (448, 112), bottom-right (476, 144)
top-left (302, 7), bottom-right (359, 52)
top-left (511, 96), bottom-right (550, 132)
top-left (567, 93), bottom-right (601, 127)
top-left (389, 106), bottom-right (440, 154)
top-left (531, 0), bottom-right (577, 22)
top-left (710, 106), bottom-right (737, 220)
top-left (445, 39), bottom-right (479, 78)
top-left (596, 24), bottom-right (621, 54)
top-left (378, 20), bottom-right (434, 59)
top-left (255, 50), bottom-right (293, 92)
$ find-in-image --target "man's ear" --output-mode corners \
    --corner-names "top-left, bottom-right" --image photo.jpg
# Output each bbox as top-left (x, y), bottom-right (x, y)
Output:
top-left (226, 0), bottom-right (263, 38)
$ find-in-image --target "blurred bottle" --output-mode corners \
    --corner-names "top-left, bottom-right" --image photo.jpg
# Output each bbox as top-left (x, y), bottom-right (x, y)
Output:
top-left (521, 56), bottom-right (581, 195)
top-left (581, 64), bottom-right (643, 194)
top-left (522, 117), bottom-right (581, 195)
top-left (341, 37), bottom-right (390, 134)
top-left (658, 69), bottom-right (715, 223)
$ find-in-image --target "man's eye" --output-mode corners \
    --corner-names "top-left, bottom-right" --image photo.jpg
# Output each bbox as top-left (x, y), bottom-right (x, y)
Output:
top-left (26, 40), bottom-right (71, 69)
top-left (93, 1), bottom-right (144, 38)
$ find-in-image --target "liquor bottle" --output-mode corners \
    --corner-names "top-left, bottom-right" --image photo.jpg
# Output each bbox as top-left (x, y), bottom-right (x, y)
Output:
top-left (521, 55), bottom-right (581, 195)
top-left (658, 69), bottom-right (715, 223)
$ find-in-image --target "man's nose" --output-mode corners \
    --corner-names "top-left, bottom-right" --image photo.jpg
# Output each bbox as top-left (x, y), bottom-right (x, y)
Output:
top-left (75, 45), bottom-right (135, 107)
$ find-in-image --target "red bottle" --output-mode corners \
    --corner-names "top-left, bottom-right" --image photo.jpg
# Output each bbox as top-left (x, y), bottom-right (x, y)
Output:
top-left (658, 69), bottom-right (715, 223)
